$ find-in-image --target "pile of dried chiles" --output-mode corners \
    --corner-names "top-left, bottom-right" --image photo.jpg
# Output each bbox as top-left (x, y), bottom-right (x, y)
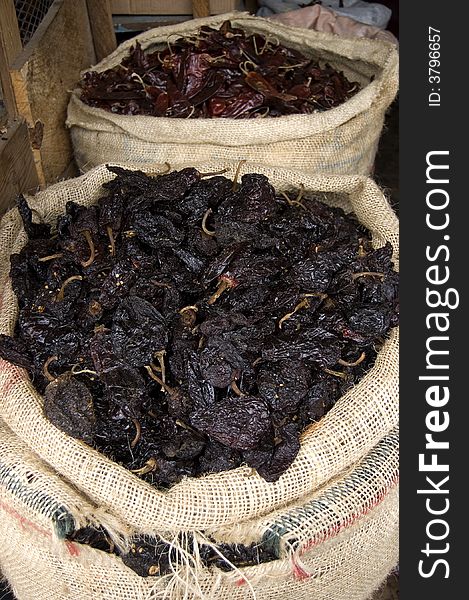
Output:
top-left (0, 165), bottom-right (399, 489)
top-left (79, 20), bottom-right (360, 118)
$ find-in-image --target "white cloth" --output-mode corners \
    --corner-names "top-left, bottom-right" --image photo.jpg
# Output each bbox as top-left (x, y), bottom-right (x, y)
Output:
top-left (258, 0), bottom-right (392, 30)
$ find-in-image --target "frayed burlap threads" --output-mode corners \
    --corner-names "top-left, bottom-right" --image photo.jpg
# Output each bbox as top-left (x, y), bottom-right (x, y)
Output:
top-left (0, 420), bottom-right (399, 600)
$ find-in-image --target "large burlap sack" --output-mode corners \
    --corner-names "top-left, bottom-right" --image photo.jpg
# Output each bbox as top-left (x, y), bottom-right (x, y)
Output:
top-left (66, 12), bottom-right (399, 176)
top-left (0, 419), bottom-right (399, 600)
top-left (0, 162), bottom-right (398, 536)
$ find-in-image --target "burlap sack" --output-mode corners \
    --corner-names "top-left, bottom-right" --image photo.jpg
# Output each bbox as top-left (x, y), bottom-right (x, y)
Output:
top-left (66, 12), bottom-right (399, 176)
top-left (0, 419), bottom-right (399, 600)
top-left (0, 162), bottom-right (398, 535)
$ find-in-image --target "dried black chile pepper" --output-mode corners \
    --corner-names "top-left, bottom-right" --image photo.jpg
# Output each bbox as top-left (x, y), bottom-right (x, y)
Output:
top-left (43, 373), bottom-right (96, 445)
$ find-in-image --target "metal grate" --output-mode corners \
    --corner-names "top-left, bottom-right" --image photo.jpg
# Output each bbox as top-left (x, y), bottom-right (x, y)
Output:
top-left (14, 0), bottom-right (55, 46)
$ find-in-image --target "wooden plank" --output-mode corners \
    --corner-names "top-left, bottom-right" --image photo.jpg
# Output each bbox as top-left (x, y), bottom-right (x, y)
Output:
top-left (113, 14), bottom-right (191, 33)
top-left (0, 118), bottom-right (39, 216)
top-left (192, 0), bottom-right (210, 18)
top-left (86, 0), bottom-right (117, 62)
top-left (0, 0), bottom-right (22, 116)
top-left (111, 0), bottom-right (130, 11)
top-left (10, 0), bottom-right (96, 184)
top-left (9, 68), bottom-right (45, 184)
top-left (110, 0), bottom-right (241, 15)
top-left (1, 99), bottom-right (8, 127)
top-left (0, 0), bottom-right (22, 63)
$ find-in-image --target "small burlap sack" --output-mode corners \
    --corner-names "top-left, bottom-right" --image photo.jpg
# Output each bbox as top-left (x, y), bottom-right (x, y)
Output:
top-left (0, 162), bottom-right (398, 535)
top-left (0, 419), bottom-right (399, 600)
top-left (66, 12), bottom-right (399, 176)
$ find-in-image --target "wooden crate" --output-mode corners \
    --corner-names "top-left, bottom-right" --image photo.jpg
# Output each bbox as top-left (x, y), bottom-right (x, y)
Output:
top-left (111, 1), bottom-right (248, 39)
top-left (111, 0), bottom-right (243, 15)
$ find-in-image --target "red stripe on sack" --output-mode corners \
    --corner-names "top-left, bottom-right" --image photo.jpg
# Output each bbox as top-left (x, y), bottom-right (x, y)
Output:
top-left (0, 499), bottom-right (80, 557)
top-left (0, 357), bottom-right (22, 373)
top-left (0, 375), bottom-right (15, 397)
top-left (0, 360), bottom-right (25, 394)
top-left (0, 281), bottom-right (7, 313)
top-left (298, 476), bottom-right (399, 555)
top-left (0, 498), bottom-right (51, 539)
top-left (65, 541), bottom-right (80, 556)
top-left (236, 578), bottom-right (247, 586)
top-left (292, 556), bottom-right (311, 580)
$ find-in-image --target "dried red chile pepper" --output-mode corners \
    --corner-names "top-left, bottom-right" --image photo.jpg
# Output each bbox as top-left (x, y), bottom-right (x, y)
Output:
top-left (79, 20), bottom-right (360, 118)
top-left (0, 166), bottom-right (399, 490)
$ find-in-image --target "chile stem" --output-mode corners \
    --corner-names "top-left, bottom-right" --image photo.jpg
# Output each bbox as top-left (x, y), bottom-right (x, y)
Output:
top-left (43, 355), bottom-right (58, 382)
top-left (130, 418), bottom-right (142, 448)
top-left (231, 380), bottom-right (245, 397)
top-left (201, 209), bottom-right (216, 236)
top-left (323, 367), bottom-right (347, 379)
top-left (207, 278), bottom-right (231, 305)
top-left (106, 226), bottom-right (115, 257)
top-left (232, 160), bottom-right (246, 191)
top-left (56, 275), bottom-right (83, 301)
top-left (352, 271), bottom-right (385, 281)
top-left (154, 350), bottom-right (166, 391)
top-left (38, 253), bottom-right (63, 262)
top-left (81, 230), bottom-right (95, 268)
top-left (130, 457), bottom-right (158, 475)
top-left (144, 366), bottom-right (175, 395)
top-left (338, 352), bottom-right (366, 368)
top-left (278, 297), bottom-right (310, 329)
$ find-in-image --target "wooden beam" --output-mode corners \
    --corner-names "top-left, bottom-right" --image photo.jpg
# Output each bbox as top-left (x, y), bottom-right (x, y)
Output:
top-left (0, 118), bottom-right (39, 216)
top-left (113, 15), bottom-right (191, 33)
top-left (86, 0), bottom-right (117, 62)
top-left (0, 107), bottom-right (8, 128)
top-left (110, 0), bottom-right (240, 15)
top-left (192, 0), bottom-right (211, 18)
top-left (9, 67), bottom-right (45, 184)
top-left (0, 1), bottom-right (22, 63)
top-left (0, 0), bottom-right (22, 116)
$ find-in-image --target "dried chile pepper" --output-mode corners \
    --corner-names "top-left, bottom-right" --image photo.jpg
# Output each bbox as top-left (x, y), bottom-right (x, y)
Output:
top-left (43, 373), bottom-right (96, 445)
top-left (79, 21), bottom-right (360, 119)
